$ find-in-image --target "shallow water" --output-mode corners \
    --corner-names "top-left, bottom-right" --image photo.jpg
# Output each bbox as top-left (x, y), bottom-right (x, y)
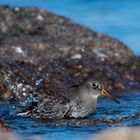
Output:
top-left (0, 0), bottom-right (139, 55)
top-left (1, 91), bottom-right (140, 140)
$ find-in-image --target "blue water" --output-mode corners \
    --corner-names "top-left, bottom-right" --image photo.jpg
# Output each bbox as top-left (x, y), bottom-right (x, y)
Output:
top-left (0, 0), bottom-right (139, 55)
top-left (1, 91), bottom-right (140, 140)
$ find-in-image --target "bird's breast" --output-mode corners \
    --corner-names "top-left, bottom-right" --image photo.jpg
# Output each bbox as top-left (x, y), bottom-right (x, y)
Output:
top-left (66, 98), bottom-right (97, 118)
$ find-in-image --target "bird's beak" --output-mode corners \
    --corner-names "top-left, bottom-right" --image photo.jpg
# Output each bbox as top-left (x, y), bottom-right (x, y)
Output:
top-left (100, 88), bottom-right (120, 104)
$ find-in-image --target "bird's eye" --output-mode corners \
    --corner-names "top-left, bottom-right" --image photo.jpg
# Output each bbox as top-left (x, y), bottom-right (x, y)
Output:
top-left (92, 82), bottom-right (98, 89)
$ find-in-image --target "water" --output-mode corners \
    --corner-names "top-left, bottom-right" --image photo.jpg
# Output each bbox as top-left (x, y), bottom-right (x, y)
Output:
top-left (1, 91), bottom-right (140, 140)
top-left (0, 0), bottom-right (139, 55)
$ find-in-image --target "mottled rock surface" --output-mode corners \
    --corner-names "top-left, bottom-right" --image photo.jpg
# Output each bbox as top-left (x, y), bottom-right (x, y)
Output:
top-left (0, 5), bottom-right (134, 64)
top-left (0, 5), bottom-right (139, 103)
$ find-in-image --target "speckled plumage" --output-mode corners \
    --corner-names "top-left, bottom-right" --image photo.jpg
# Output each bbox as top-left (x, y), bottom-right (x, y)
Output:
top-left (16, 79), bottom-right (119, 119)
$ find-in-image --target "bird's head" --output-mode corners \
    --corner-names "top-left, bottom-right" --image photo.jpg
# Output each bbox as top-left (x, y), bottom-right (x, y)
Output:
top-left (80, 79), bottom-right (120, 104)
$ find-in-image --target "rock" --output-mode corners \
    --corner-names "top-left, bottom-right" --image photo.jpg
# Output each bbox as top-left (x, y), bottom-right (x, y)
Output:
top-left (0, 5), bottom-right (135, 64)
top-left (0, 5), bottom-right (139, 102)
top-left (91, 127), bottom-right (140, 140)
top-left (0, 118), bottom-right (11, 132)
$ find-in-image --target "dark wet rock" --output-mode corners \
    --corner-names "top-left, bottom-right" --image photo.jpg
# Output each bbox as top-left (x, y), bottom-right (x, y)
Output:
top-left (0, 5), bottom-right (139, 103)
top-left (0, 118), bottom-right (11, 132)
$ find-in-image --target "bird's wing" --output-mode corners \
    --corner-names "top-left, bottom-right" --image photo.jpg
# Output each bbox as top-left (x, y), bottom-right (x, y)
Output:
top-left (15, 101), bottom-right (38, 116)
top-left (32, 95), bottom-right (70, 119)
top-left (16, 94), bottom-right (70, 119)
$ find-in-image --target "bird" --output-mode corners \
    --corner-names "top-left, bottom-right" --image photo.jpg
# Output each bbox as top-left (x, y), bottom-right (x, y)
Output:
top-left (16, 79), bottom-right (120, 119)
